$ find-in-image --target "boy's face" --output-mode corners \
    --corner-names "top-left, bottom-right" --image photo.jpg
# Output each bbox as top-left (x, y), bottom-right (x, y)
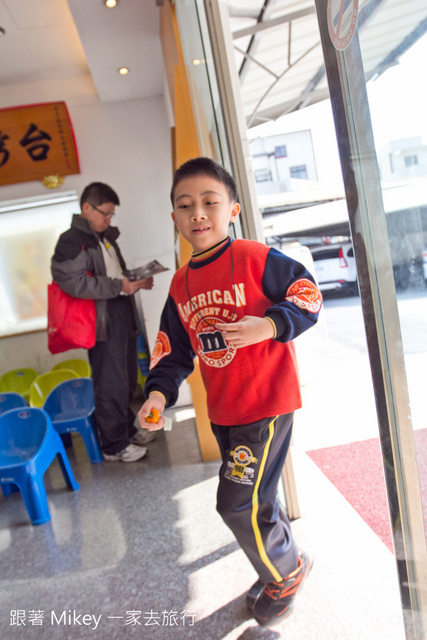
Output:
top-left (171, 174), bottom-right (240, 253)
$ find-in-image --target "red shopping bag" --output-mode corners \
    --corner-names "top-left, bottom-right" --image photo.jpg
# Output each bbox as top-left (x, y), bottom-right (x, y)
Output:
top-left (47, 282), bottom-right (96, 354)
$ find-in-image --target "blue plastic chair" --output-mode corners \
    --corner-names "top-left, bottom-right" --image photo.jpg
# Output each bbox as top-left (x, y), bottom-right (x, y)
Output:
top-left (0, 408), bottom-right (79, 525)
top-left (0, 392), bottom-right (28, 415)
top-left (43, 378), bottom-right (103, 464)
top-left (0, 394), bottom-right (29, 496)
top-left (137, 334), bottom-right (149, 395)
top-left (137, 334), bottom-right (150, 376)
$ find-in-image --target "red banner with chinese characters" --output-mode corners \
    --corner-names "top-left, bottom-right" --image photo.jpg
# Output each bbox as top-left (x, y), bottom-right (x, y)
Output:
top-left (0, 101), bottom-right (80, 186)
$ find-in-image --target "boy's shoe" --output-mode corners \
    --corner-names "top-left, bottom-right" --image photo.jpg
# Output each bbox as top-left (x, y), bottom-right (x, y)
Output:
top-left (253, 550), bottom-right (313, 627)
top-left (131, 430), bottom-right (156, 445)
top-left (103, 444), bottom-right (148, 462)
top-left (246, 578), bottom-right (264, 610)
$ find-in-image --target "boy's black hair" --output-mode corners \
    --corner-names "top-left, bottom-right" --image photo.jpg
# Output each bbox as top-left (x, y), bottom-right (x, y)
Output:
top-left (80, 182), bottom-right (120, 210)
top-left (170, 157), bottom-right (238, 205)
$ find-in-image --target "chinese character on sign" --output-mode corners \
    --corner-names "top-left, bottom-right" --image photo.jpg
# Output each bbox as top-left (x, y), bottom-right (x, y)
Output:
top-left (19, 123), bottom-right (52, 161)
top-left (10, 610), bottom-right (26, 626)
top-left (181, 609), bottom-right (196, 626)
top-left (125, 610), bottom-right (142, 626)
top-left (144, 610), bottom-right (161, 626)
top-left (28, 610), bottom-right (44, 626)
top-left (0, 101), bottom-right (80, 186)
top-left (0, 131), bottom-right (10, 167)
top-left (162, 609), bottom-right (179, 626)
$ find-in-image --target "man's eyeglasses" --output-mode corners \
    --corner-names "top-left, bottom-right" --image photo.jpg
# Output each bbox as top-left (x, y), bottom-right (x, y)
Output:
top-left (89, 203), bottom-right (116, 218)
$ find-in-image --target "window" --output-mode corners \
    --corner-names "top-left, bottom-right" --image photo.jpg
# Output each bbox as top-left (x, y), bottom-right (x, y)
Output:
top-left (0, 191), bottom-right (78, 337)
top-left (290, 165), bottom-right (308, 179)
top-left (275, 145), bottom-right (287, 158)
top-left (404, 154), bottom-right (418, 167)
top-left (254, 168), bottom-right (272, 182)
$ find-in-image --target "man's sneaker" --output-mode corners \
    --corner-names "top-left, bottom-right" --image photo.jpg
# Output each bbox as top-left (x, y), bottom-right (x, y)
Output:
top-left (246, 578), bottom-right (264, 610)
top-left (103, 444), bottom-right (148, 462)
top-left (131, 430), bottom-right (156, 445)
top-left (253, 551), bottom-right (313, 627)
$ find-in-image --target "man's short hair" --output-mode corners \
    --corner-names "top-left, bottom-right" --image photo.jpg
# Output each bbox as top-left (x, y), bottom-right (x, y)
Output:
top-left (80, 182), bottom-right (120, 209)
top-left (170, 157), bottom-right (238, 205)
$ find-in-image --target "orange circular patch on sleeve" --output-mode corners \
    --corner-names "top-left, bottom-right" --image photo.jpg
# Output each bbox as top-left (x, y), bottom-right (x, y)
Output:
top-left (150, 331), bottom-right (172, 368)
top-left (286, 278), bottom-right (322, 313)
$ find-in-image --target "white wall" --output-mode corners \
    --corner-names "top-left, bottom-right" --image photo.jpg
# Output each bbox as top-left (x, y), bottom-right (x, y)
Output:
top-left (0, 95), bottom-right (175, 377)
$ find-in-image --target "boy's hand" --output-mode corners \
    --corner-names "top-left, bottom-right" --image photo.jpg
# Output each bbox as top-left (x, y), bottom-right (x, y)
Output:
top-left (216, 316), bottom-right (275, 348)
top-left (138, 392), bottom-right (166, 431)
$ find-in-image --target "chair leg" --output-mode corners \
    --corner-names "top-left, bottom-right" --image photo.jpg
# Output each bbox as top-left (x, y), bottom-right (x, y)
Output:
top-left (52, 433), bottom-right (80, 491)
top-left (60, 433), bottom-right (73, 449)
top-left (46, 429), bottom-right (80, 490)
top-left (80, 420), bottom-right (103, 464)
top-left (21, 473), bottom-right (51, 525)
top-left (1, 482), bottom-right (19, 496)
top-left (55, 451), bottom-right (80, 491)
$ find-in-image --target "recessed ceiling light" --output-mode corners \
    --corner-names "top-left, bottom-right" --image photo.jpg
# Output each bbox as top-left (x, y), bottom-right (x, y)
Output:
top-left (118, 67), bottom-right (129, 75)
top-left (104, 0), bottom-right (117, 7)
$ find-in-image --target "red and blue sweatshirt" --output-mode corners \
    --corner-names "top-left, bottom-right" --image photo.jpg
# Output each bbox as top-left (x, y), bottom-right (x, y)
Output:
top-left (145, 237), bottom-right (322, 426)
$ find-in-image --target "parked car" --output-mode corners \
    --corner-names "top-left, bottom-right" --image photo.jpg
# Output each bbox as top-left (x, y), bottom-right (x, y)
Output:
top-left (280, 242), bottom-right (316, 276)
top-left (310, 242), bottom-right (359, 295)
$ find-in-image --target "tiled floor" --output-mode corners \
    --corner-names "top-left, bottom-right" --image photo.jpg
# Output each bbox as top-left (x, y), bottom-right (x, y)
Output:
top-left (0, 390), bottom-right (406, 640)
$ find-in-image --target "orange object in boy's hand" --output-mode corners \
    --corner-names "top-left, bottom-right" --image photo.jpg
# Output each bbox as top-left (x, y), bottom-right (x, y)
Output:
top-left (146, 409), bottom-right (160, 423)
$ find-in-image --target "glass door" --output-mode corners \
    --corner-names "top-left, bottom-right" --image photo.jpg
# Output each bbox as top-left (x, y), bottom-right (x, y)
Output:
top-left (315, 1), bottom-right (427, 637)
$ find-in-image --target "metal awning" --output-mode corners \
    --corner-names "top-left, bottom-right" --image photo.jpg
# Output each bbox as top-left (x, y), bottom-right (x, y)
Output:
top-left (227, 0), bottom-right (427, 128)
top-left (262, 181), bottom-right (427, 239)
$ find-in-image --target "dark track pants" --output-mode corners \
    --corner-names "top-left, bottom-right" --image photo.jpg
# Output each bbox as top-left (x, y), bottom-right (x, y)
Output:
top-left (88, 296), bottom-right (138, 455)
top-left (211, 413), bottom-right (298, 584)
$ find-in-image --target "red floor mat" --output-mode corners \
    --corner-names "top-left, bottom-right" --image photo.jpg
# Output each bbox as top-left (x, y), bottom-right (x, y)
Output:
top-left (307, 429), bottom-right (427, 552)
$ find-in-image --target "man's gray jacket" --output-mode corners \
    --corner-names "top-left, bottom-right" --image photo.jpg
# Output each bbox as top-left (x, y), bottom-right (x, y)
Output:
top-left (51, 214), bottom-right (138, 342)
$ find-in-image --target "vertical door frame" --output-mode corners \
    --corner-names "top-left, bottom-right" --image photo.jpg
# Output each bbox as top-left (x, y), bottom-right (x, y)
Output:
top-left (315, 3), bottom-right (427, 637)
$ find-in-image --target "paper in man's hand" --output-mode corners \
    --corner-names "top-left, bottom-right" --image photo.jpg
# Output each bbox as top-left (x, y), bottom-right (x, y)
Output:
top-left (125, 260), bottom-right (169, 281)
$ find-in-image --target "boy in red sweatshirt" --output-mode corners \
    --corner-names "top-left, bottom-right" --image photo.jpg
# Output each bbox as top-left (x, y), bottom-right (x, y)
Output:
top-left (138, 157), bottom-right (322, 627)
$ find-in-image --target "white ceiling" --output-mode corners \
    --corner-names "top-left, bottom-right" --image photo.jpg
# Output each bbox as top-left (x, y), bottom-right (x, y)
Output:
top-left (0, 0), bottom-right (165, 105)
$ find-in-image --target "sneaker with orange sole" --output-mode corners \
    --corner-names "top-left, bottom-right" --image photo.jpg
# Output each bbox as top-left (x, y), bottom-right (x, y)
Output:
top-left (246, 578), bottom-right (264, 610)
top-left (252, 550), bottom-right (313, 627)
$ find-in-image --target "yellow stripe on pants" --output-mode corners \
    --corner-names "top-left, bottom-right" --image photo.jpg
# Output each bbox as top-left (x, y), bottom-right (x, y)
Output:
top-left (250, 416), bottom-right (283, 582)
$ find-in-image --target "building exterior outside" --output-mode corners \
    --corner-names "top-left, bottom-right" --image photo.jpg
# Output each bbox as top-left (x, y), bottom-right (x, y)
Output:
top-left (249, 130), bottom-right (318, 195)
top-left (378, 137), bottom-right (427, 182)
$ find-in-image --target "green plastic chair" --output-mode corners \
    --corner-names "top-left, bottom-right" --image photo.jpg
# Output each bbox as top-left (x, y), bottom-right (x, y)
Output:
top-left (29, 370), bottom-right (79, 408)
top-left (0, 368), bottom-right (39, 402)
top-left (51, 359), bottom-right (91, 378)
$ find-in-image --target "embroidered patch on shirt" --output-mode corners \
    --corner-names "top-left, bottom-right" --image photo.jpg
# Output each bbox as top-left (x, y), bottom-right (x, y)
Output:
top-left (196, 319), bottom-right (237, 369)
top-left (150, 331), bottom-right (172, 369)
top-left (285, 278), bottom-right (322, 314)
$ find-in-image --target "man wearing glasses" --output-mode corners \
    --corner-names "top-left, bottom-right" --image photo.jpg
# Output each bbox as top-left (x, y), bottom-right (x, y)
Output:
top-left (51, 182), bottom-right (154, 462)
